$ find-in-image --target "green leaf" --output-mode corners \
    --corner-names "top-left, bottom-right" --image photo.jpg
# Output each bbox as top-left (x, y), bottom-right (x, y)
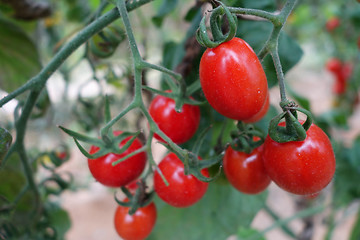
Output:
top-left (242, 0), bottom-right (276, 11)
top-left (0, 17), bottom-right (41, 93)
top-left (152, 0), bottom-right (179, 27)
top-left (148, 183), bottom-right (267, 240)
top-left (236, 21), bottom-right (303, 88)
top-left (46, 204), bottom-right (71, 240)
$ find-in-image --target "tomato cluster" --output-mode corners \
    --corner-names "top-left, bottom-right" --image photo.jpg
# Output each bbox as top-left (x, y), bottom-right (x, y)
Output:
top-left (83, 36), bottom-right (336, 239)
top-left (326, 58), bottom-right (353, 95)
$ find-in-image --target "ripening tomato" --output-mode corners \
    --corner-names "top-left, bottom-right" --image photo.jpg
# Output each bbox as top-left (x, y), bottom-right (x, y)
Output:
top-left (199, 37), bottom-right (268, 120)
top-left (243, 93), bottom-right (270, 123)
top-left (153, 153), bottom-right (209, 208)
top-left (262, 122), bottom-right (336, 195)
top-left (223, 145), bottom-right (271, 194)
top-left (88, 131), bottom-right (147, 188)
top-left (149, 93), bottom-right (200, 144)
top-left (114, 201), bottom-right (157, 240)
top-left (326, 17), bottom-right (340, 32)
top-left (326, 58), bottom-right (342, 73)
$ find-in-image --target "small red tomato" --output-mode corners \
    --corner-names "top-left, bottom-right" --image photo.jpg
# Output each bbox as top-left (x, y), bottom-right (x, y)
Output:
top-left (153, 153), bottom-right (209, 208)
top-left (223, 145), bottom-right (271, 194)
top-left (263, 122), bottom-right (336, 195)
top-left (199, 37), bottom-right (268, 120)
top-left (149, 93), bottom-right (200, 144)
top-left (88, 131), bottom-right (147, 187)
top-left (114, 201), bottom-right (157, 240)
top-left (326, 58), bottom-right (342, 73)
top-left (243, 93), bottom-right (270, 123)
top-left (326, 17), bottom-right (340, 32)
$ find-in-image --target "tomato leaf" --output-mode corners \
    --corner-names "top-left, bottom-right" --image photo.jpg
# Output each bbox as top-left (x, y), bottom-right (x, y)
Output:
top-left (0, 17), bottom-right (41, 93)
top-left (152, 0), bottom-right (179, 27)
top-left (148, 183), bottom-right (267, 240)
top-left (350, 207), bottom-right (360, 240)
top-left (45, 203), bottom-right (71, 240)
top-left (237, 227), bottom-right (265, 240)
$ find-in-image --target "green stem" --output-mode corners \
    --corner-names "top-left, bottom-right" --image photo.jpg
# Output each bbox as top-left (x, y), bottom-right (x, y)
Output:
top-left (0, 0), bottom-right (153, 107)
top-left (228, 7), bottom-right (277, 22)
top-left (263, 205), bottom-right (297, 239)
top-left (248, 205), bottom-right (325, 240)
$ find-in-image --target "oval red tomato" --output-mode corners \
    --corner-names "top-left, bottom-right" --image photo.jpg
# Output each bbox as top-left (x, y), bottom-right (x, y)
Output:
top-left (88, 131), bottom-right (147, 187)
top-left (326, 58), bottom-right (342, 74)
top-left (149, 93), bottom-right (200, 144)
top-left (223, 145), bottom-right (271, 194)
top-left (199, 37), bottom-right (268, 120)
top-left (262, 122), bottom-right (336, 195)
top-left (114, 201), bottom-right (157, 240)
top-left (153, 153), bottom-right (209, 208)
top-left (243, 93), bottom-right (270, 123)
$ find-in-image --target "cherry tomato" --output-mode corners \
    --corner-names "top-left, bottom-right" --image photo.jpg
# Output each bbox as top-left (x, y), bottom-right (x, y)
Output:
top-left (262, 122), bottom-right (336, 195)
top-left (243, 93), bottom-right (270, 123)
top-left (149, 93), bottom-right (200, 144)
top-left (326, 58), bottom-right (342, 73)
top-left (88, 131), bottom-right (147, 188)
top-left (114, 201), bottom-right (157, 240)
top-left (223, 145), bottom-right (271, 194)
top-left (199, 37), bottom-right (268, 120)
top-left (153, 153), bottom-right (209, 208)
top-left (325, 17), bottom-right (340, 32)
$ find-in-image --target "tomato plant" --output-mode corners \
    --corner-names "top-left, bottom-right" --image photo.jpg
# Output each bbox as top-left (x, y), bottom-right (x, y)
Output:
top-left (263, 122), bottom-right (336, 195)
top-left (153, 153), bottom-right (209, 208)
top-left (114, 201), bottom-right (157, 240)
top-left (199, 37), bottom-right (268, 121)
top-left (223, 145), bottom-right (271, 194)
top-left (149, 93), bottom-right (200, 144)
top-left (88, 131), bottom-right (147, 187)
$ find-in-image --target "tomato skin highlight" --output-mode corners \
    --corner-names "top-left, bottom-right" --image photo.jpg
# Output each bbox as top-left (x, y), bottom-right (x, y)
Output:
top-left (149, 94), bottom-right (200, 144)
top-left (114, 201), bottom-right (157, 240)
top-left (223, 145), bottom-right (271, 194)
top-left (88, 131), bottom-right (147, 188)
top-left (199, 37), bottom-right (268, 120)
top-left (263, 123), bottom-right (336, 195)
top-left (153, 153), bottom-right (209, 208)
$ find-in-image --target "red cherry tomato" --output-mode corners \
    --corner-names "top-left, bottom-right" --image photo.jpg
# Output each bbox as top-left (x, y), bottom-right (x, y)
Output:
top-left (114, 201), bottom-right (157, 240)
top-left (326, 17), bottom-right (340, 32)
top-left (262, 122), bottom-right (336, 195)
top-left (199, 37), bottom-right (268, 120)
top-left (153, 153), bottom-right (209, 208)
top-left (326, 58), bottom-right (342, 73)
top-left (149, 93), bottom-right (200, 144)
top-left (223, 145), bottom-right (271, 194)
top-left (88, 131), bottom-right (147, 187)
top-left (243, 93), bottom-right (270, 123)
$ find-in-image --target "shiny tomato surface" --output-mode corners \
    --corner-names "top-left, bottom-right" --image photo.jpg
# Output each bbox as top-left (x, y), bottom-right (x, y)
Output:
top-left (153, 153), bottom-right (209, 208)
top-left (263, 123), bottom-right (336, 195)
top-left (199, 37), bottom-right (268, 120)
top-left (223, 145), bottom-right (271, 194)
top-left (88, 131), bottom-right (147, 187)
top-left (114, 201), bottom-right (157, 240)
top-left (149, 94), bottom-right (200, 144)
top-left (243, 93), bottom-right (270, 123)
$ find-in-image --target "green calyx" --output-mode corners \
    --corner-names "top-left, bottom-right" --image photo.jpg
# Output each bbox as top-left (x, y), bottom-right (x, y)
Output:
top-left (268, 101), bottom-right (313, 143)
top-left (230, 122), bottom-right (265, 154)
top-left (196, 1), bottom-right (237, 48)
